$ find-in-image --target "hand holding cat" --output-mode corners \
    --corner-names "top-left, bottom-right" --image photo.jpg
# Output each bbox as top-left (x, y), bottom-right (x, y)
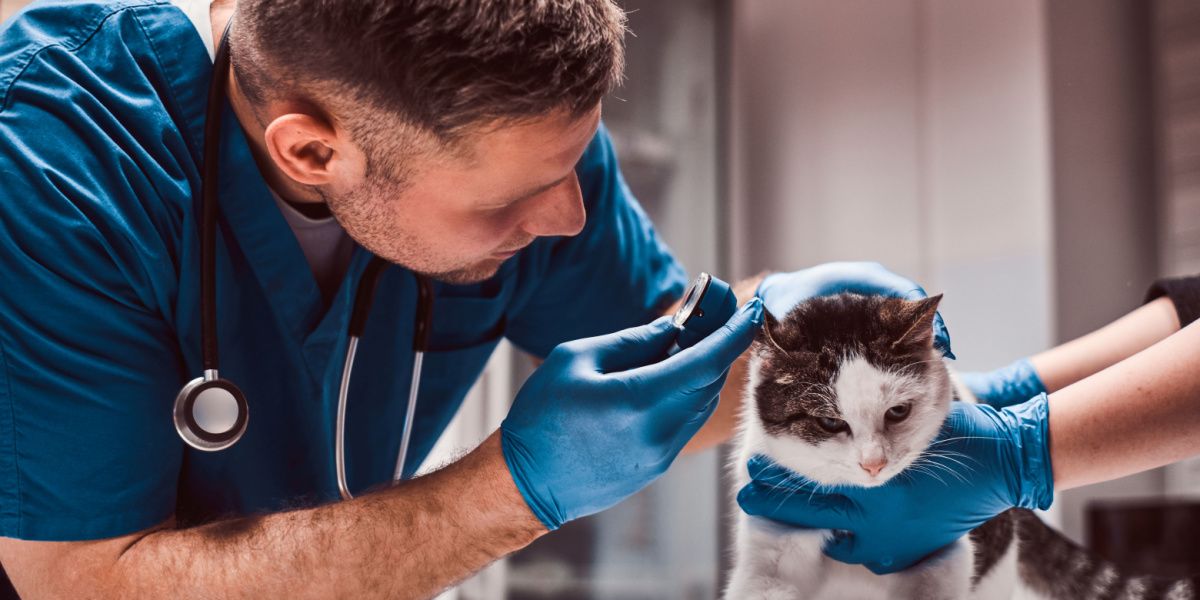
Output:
top-left (960, 358), bottom-right (1048, 408)
top-left (502, 298), bottom-right (764, 531)
top-left (736, 396), bottom-right (1054, 574)
top-left (756, 262), bottom-right (955, 357)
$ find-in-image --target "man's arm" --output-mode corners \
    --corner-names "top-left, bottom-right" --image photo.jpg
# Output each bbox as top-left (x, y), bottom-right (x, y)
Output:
top-left (0, 433), bottom-right (544, 600)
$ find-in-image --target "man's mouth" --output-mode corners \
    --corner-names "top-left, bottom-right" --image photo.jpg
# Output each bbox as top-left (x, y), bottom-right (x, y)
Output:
top-left (492, 241), bottom-right (533, 258)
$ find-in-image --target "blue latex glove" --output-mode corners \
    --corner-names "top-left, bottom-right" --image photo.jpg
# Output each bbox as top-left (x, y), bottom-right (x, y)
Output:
top-left (737, 395), bottom-right (1053, 574)
top-left (502, 298), bottom-right (764, 530)
top-left (757, 262), bottom-right (954, 358)
top-left (960, 358), bottom-right (1048, 408)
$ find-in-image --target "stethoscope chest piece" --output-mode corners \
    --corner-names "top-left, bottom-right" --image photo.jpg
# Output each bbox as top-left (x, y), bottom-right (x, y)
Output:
top-left (174, 373), bottom-right (249, 451)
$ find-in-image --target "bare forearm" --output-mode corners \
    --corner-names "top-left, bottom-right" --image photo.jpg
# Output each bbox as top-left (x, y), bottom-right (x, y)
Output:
top-left (682, 274), bottom-right (764, 454)
top-left (92, 433), bottom-right (543, 599)
top-left (1049, 319), bottom-right (1200, 490)
top-left (1031, 297), bottom-right (1179, 392)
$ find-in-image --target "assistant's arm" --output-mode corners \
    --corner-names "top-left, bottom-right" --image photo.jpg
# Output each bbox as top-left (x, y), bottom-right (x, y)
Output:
top-left (0, 433), bottom-right (543, 600)
top-left (1050, 316), bottom-right (1200, 489)
top-left (966, 276), bottom-right (1195, 406)
top-left (1030, 296), bottom-right (1179, 393)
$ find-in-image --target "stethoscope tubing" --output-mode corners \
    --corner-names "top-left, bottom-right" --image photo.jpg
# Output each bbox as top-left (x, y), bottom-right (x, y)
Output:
top-left (186, 18), bottom-right (433, 499)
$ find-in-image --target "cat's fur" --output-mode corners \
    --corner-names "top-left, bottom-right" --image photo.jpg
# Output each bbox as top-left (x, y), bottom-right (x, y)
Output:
top-left (726, 293), bottom-right (1199, 600)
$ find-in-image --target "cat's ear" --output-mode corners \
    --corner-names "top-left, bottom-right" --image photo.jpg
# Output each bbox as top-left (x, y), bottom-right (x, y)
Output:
top-left (891, 293), bottom-right (942, 350)
top-left (757, 307), bottom-right (790, 354)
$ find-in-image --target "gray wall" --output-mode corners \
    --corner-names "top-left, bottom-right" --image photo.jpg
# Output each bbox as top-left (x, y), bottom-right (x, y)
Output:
top-left (729, 0), bottom-right (1055, 372)
top-left (1045, 0), bottom-right (1163, 542)
top-left (728, 0), bottom-right (1168, 543)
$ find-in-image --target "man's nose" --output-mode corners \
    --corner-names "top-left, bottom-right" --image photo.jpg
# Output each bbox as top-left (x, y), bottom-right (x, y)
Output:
top-left (522, 175), bottom-right (585, 238)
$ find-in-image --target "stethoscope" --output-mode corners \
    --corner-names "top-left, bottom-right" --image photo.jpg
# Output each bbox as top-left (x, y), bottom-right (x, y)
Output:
top-left (171, 21), bottom-right (433, 501)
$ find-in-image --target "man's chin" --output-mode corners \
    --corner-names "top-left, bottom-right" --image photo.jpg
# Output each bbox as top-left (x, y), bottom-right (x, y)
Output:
top-left (424, 257), bottom-right (506, 285)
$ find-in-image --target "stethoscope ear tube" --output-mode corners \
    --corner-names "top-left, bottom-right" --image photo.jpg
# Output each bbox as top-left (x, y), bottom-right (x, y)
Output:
top-left (199, 17), bottom-right (233, 374)
top-left (175, 19), bottom-right (247, 453)
top-left (178, 18), bottom-right (435, 497)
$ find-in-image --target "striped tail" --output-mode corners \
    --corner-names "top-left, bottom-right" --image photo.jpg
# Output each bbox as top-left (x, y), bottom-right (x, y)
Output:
top-left (1012, 509), bottom-right (1199, 600)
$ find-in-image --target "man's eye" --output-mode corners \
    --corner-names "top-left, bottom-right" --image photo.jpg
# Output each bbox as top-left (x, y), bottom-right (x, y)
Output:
top-left (814, 416), bottom-right (850, 434)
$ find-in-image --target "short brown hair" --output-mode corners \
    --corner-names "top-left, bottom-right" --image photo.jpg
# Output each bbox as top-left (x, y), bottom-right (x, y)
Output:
top-left (231, 0), bottom-right (625, 168)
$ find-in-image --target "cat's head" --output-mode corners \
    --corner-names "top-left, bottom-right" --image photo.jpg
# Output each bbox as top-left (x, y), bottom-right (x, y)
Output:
top-left (747, 293), bottom-right (951, 488)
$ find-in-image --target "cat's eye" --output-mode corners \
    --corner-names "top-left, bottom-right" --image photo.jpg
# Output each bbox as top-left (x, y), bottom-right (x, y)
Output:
top-left (885, 404), bottom-right (911, 422)
top-left (814, 416), bottom-right (849, 434)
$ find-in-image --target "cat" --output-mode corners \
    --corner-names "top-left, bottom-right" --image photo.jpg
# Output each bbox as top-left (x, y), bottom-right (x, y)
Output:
top-left (725, 293), bottom-right (1199, 600)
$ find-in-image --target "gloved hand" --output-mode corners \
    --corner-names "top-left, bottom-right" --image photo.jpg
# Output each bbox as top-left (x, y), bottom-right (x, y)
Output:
top-left (502, 298), bottom-right (764, 530)
top-left (756, 262), bottom-right (954, 357)
top-left (960, 357), bottom-right (1048, 408)
top-left (737, 395), bottom-right (1053, 574)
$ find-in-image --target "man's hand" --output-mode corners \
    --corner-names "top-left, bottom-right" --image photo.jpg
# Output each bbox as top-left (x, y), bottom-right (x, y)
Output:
top-left (502, 299), bottom-right (764, 530)
top-left (756, 262), bottom-right (953, 357)
top-left (736, 397), bottom-right (1053, 574)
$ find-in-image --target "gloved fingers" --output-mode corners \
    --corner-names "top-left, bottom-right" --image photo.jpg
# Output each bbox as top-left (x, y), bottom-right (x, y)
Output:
top-left (822, 532), bottom-right (864, 565)
top-left (736, 480), bottom-right (860, 531)
top-left (824, 535), bottom-right (905, 574)
top-left (747, 454), bottom-right (826, 488)
top-left (640, 298), bottom-right (762, 397)
top-left (575, 316), bottom-right (679, 373)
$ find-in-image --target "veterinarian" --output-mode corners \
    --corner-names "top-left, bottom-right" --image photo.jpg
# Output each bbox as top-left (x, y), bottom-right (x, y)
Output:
top-left (742, 275), bottom-right (1200, 574)
top-left (0, 0), bottom-right (954, 597)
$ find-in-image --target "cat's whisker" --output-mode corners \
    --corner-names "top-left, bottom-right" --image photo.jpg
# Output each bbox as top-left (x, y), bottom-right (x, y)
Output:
top-left (905, 464), bottom-right (948, 486)
top-left (928, 435), bottom-right (1007, 446)
top-left (920, 448), bottom-right (980, 467)
top-left (920, 453), bottom-right (974, 481)
top-left (913, 458), bottom-right (970, 484)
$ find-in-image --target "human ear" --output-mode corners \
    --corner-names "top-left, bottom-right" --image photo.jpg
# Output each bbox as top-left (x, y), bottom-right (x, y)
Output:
top-left (262, 113), bottom-right (341, 186)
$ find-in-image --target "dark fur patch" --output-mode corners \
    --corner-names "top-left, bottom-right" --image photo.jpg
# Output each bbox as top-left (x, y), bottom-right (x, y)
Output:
top-left (752, 293), bottom-right (940, 440)
top-left (969, 509), bottom-right (1015, 585)
top-left (1012, 509), bottom-right (1197, 599)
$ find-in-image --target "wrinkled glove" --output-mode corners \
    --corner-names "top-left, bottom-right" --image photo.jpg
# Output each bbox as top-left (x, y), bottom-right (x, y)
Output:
top-left (503, 298), bottom-right (764, 530)
top-left (960, 357), bottom-right (1048, 408)
top-left (737, 396), bottom-right (1053, 573)
top-left (756, 262), bottom-right (953, 357)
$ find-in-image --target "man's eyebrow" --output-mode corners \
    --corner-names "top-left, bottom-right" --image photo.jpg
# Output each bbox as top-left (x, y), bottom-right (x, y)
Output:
top-left (499, 173), bottom-right (571, 205)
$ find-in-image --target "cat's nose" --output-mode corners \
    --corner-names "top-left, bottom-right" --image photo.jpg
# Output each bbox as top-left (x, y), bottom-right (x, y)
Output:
top-left (859, 458), bottom-right (887, 477)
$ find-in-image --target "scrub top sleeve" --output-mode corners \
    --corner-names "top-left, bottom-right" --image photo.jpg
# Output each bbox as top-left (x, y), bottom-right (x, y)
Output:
top-left (0, 96), bottom-right (189, 540)
top-left (505, 124), bottom-right (688, 358)
top-left (0, 178), bottom-right (186, 541)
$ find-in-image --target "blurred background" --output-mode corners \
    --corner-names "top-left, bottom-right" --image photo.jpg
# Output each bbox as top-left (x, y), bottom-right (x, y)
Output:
top-left (3, 0), bottom-right (1197, 597)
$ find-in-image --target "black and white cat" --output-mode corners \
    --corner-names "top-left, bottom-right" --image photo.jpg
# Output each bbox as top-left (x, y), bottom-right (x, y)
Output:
top-left (726, 293), bottom-right (1198, 600)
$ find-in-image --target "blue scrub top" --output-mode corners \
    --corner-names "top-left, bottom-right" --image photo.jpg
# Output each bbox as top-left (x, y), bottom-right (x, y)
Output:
top-left (0, 0), bottom-right (687, 541)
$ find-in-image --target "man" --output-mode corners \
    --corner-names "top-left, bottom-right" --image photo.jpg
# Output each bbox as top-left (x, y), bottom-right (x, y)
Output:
top-left (0, 0), bottom-right (940, 597)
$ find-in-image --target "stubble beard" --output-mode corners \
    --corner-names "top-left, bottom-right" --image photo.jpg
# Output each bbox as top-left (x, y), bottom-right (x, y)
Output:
top-left (322, 184), bottom-right (510, 285)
